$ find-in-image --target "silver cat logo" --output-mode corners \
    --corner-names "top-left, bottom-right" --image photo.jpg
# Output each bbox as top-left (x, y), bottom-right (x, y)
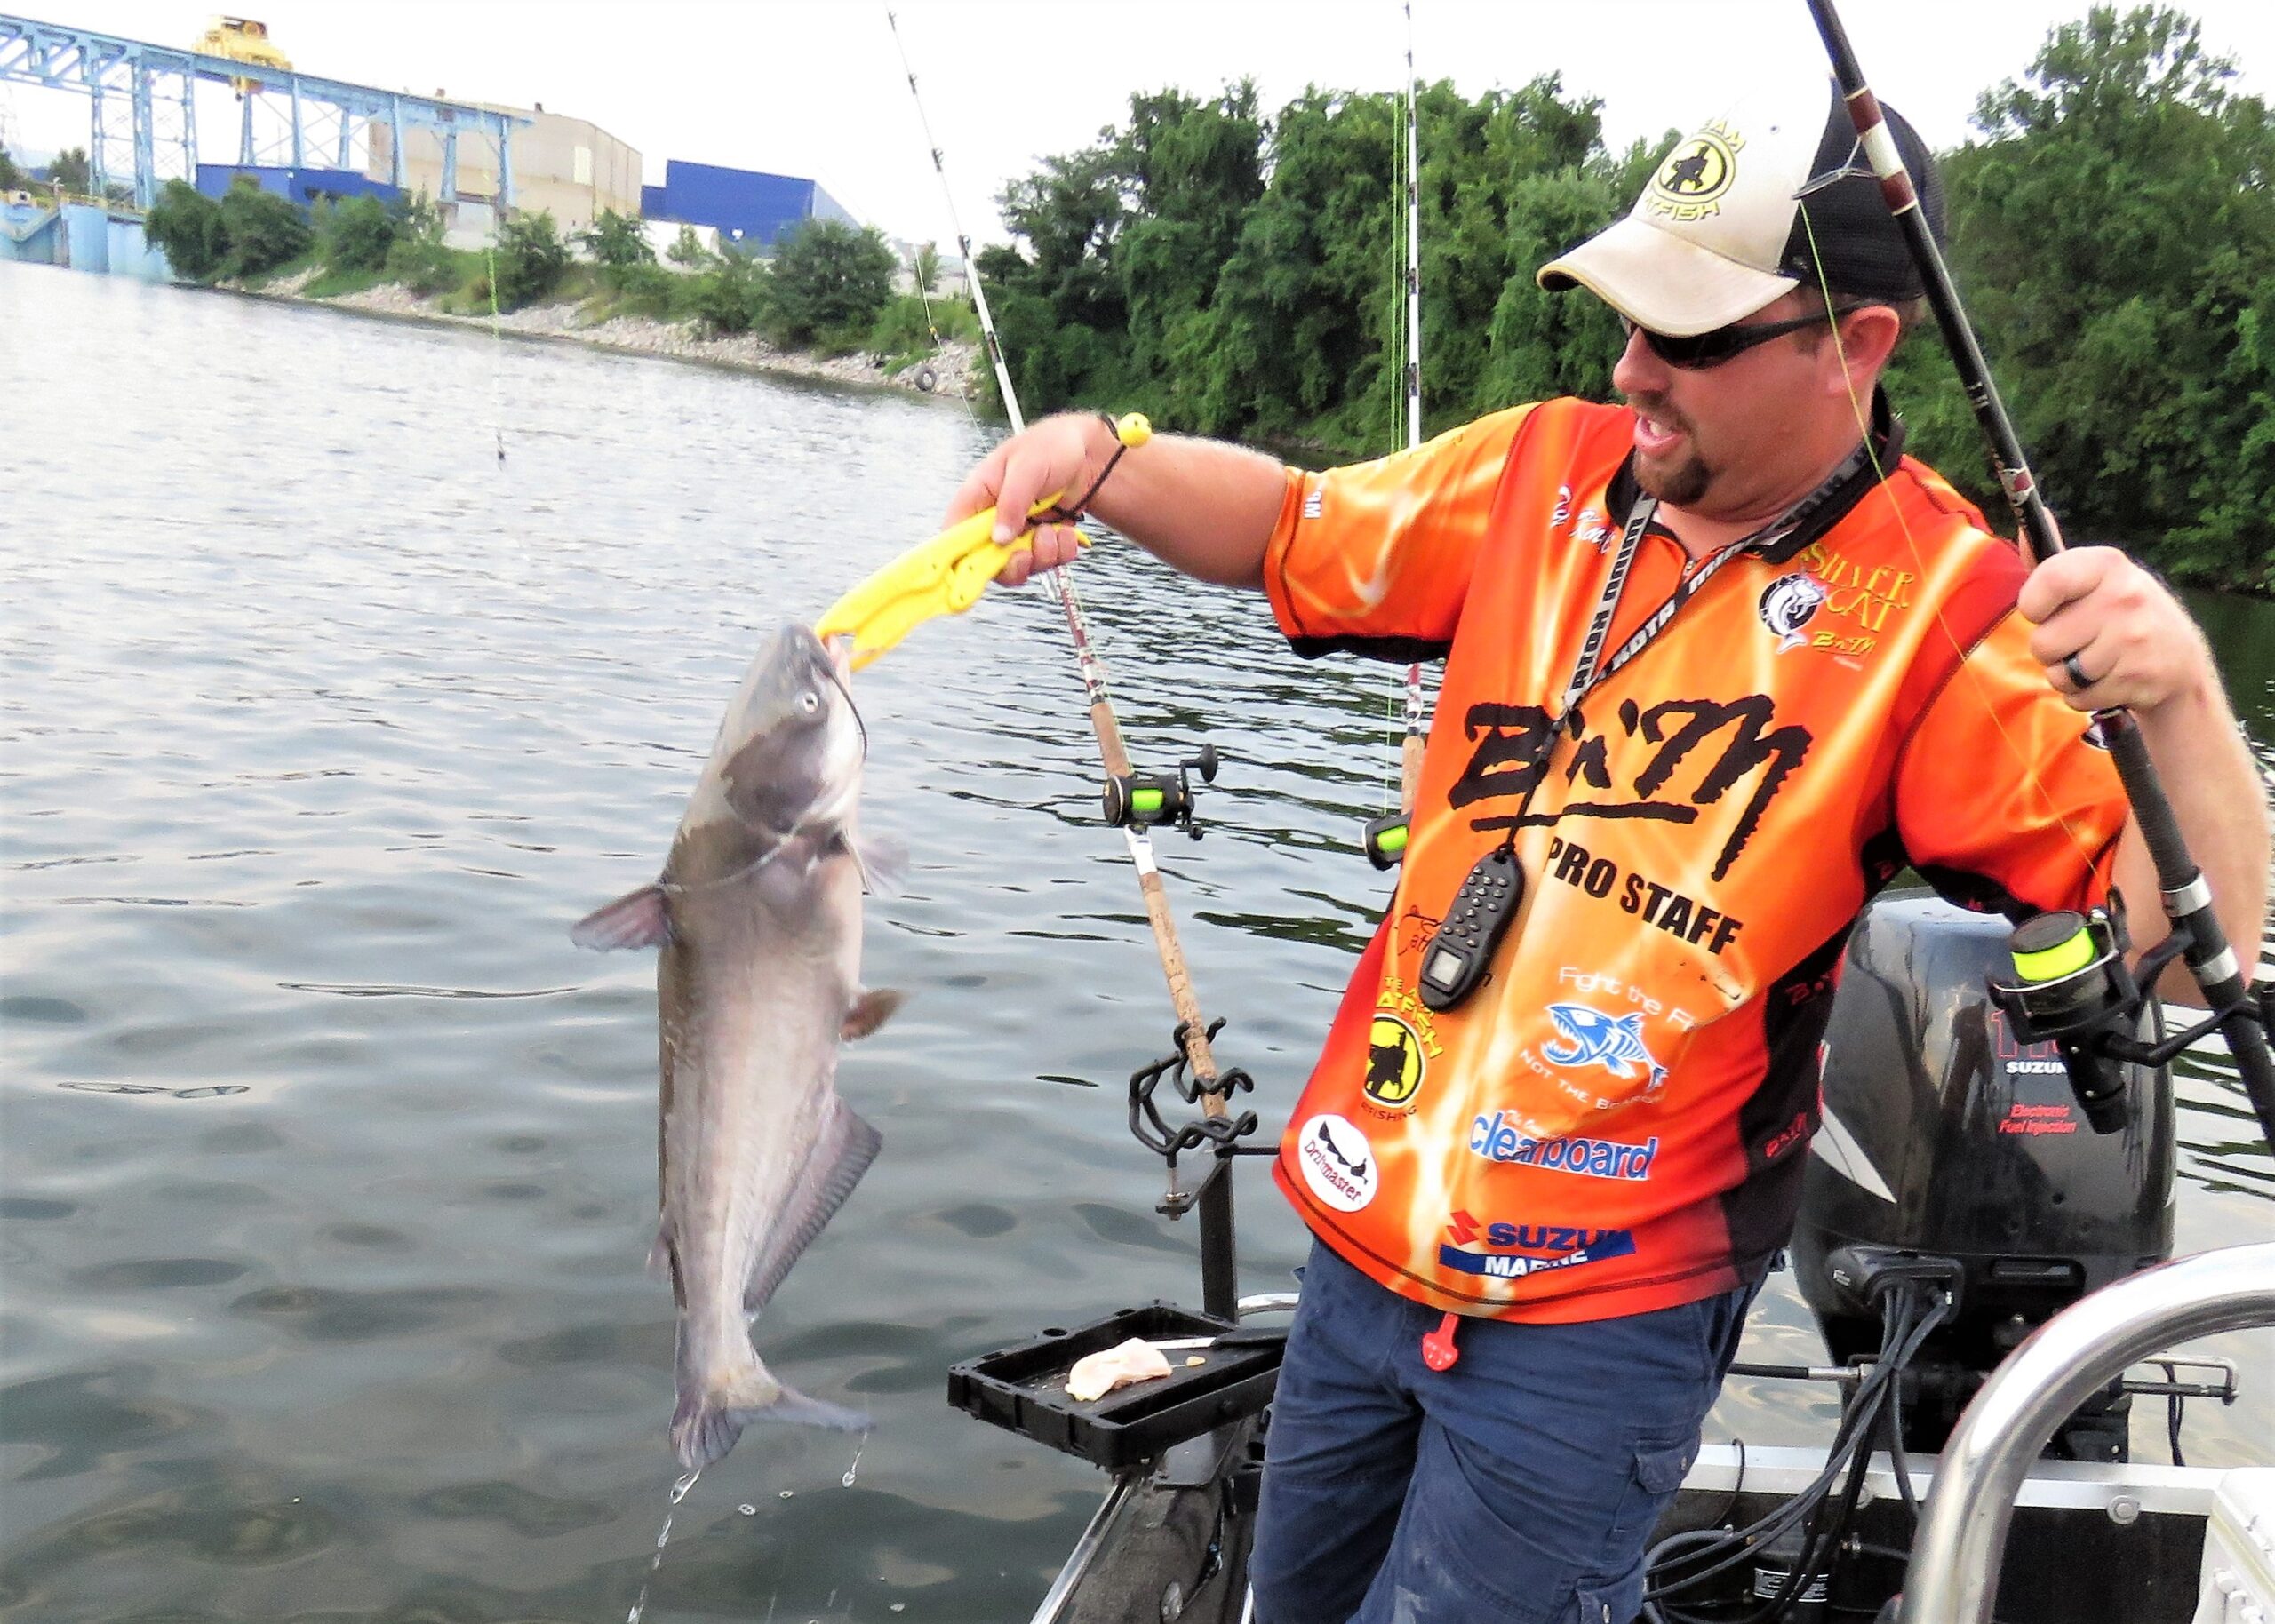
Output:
top-left (1758, 573), bottom-right (1829, 652)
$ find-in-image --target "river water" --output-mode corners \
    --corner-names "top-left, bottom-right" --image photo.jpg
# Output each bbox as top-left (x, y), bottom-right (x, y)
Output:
top-left (1, 268), bottom-right (2269, 1623)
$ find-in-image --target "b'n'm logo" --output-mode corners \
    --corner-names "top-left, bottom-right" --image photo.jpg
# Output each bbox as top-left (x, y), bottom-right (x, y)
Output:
top-left (1363, 1013), bottom-right (1426, 1108)
top-left (1652, 134), bottom-right (1736, 209)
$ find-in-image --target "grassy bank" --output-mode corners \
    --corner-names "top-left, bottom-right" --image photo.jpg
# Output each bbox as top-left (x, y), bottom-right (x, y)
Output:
top-left (160, 182), bottom-right (984, 396)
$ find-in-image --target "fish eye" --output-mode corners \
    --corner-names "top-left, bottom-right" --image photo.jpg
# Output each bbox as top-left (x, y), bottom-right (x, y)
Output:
top-left (797, 690), bottom-right (821, 715)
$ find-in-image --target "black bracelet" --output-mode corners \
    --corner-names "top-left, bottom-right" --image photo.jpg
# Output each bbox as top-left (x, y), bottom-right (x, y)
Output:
top-left (1039, 412), bottom-right (1147, 524)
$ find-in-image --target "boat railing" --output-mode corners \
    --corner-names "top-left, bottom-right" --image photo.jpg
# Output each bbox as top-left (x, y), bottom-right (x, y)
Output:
top-left (1898, 1240), bottom-right (2275, 1624)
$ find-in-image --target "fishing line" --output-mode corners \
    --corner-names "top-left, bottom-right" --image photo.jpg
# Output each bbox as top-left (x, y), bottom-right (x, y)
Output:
top-left (1797, 199), bottom-right (2106, 880)
top-left (486, 236), bottom-right (507, 466)
top-left (1393, 2), bottom-right (1428, 823)
top-left (883, 10), bottom-right (1241, 1149)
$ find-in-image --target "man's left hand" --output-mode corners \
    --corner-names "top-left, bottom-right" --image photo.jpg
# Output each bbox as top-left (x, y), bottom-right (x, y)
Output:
top-left (2016, 545), bottom-right (2215, 713)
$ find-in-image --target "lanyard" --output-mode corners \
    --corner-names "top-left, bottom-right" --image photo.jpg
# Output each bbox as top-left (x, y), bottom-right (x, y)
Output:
top-left (1557, 438), bottom-right (1875, 721)
top-left (1558, 496), bottom-right (1752, 719)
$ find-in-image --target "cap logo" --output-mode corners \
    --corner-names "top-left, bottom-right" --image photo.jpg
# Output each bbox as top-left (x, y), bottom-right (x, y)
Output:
top-left (1646, 121), bottom-right (1744, 223)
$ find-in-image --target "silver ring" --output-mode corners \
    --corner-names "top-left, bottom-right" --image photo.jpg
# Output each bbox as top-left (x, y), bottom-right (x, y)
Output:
top-left (2062, 651), bottom-right (2095, 689)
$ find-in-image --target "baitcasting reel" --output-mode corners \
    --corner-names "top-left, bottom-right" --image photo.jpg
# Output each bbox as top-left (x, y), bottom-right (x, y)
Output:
top-left (1102, 744), bottom-right (1220, 840)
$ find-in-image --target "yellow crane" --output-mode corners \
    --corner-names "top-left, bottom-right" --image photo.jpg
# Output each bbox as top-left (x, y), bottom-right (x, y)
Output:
top-left (192, 17), bottom-right (291, 96)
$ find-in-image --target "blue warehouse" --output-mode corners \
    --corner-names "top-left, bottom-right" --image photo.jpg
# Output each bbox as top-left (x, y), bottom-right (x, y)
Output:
top-left (641, 160), bottom-right (856, 253)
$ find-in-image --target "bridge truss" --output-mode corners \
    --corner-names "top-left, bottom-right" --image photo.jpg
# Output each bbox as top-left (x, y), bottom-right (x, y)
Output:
top-left (0, 14), bottom-right (522, 211)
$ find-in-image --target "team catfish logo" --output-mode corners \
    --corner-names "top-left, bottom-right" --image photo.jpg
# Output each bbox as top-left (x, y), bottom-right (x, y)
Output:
top-left (1647, 120), bottom-right (1742, 221)
top-left (1439, 1209), bottom-right (1639, 1278)
top-left (1758, 572), bottom-right (1829, 652)
top-left (1449, 695), bottom-right (1811, 881)
top-left (1296, 1113), bottom-right (1378, 1213)
top-left (1363, 1014), bottom-right (1427, 1110)
top-left (1541, 1003), bottom-right (1668, 1095)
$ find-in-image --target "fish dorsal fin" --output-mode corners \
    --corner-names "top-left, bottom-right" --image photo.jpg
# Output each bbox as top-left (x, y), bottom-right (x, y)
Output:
top-left (743, 1096), bottom-right (882, 1317)
top-left (570, 884), bottom-right (670, 951)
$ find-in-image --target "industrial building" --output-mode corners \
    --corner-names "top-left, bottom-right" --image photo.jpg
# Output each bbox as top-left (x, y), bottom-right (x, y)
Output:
top-left (640, 159), bottom-right (855, 254)
top-left (195, 163), bottom-right (400, 211)
top-left (368, 103), bottom-right (639, 240)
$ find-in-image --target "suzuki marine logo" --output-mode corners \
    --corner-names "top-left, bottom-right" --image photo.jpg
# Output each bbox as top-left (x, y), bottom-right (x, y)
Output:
top-left (1439, 1210), bottom-right (1638, 1278)
top-left (1758, 572), bottom-right (1829, 652)
top-left (1363, 1014), bottom-right (1427, 1110)
top-left (1296, 1113), bottom-right (1378, 1213)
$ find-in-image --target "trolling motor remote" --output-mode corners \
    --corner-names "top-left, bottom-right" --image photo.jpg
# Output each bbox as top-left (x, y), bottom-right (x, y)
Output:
top-left (1417, 845), bottom-right (1524, 1011)
top-left (1103, 744), bottom-right (1220, 840)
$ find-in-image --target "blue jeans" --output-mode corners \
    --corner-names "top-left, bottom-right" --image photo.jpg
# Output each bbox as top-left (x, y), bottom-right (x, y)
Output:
top-left (1250, 1239), bottom-right (1757, 1624)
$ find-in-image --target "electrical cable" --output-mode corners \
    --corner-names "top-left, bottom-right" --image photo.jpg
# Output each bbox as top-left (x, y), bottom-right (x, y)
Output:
top-left (1643, 1283), bottom-right (1949, 1623)
top-left (1881, 1343), bottom-right (1920, 1524)
top-left (2156, 1359), bottom-right (2187, 1467)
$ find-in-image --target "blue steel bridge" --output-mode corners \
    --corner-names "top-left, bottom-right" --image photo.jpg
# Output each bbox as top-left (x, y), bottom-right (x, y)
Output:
top-left (0, 13), bottom-right (523, 211)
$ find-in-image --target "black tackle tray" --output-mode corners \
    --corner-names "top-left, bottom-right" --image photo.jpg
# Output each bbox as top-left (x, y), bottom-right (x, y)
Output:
top-left (947, 1302), bottom-right (1284, 1470)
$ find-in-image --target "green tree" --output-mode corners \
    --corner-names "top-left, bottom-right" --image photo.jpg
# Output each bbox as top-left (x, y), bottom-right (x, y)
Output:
top-left (0, 143), bottom-right (23, 190)
top-left (913, 241), bottom-right (940, 294)
top-left (767, 218), bottom-right (898, 348)
top-left (1479, 131), bottom-right (1661, 412)
top-left (578, 207), bottom-right (655, 268)
top-left (1187, 86), bottom-right (1404, 442)
top-left (1117, 84), bottom-right (1267, 425)
top-left (47, 147), bottom-right (90, 195)
top-left (689, 251), bottom-right (770, 334)
top-left (383, 192), bottom-right (459, 294)
top-left (667, 223), bottom-right (711, 267)
top-left (315, 193), bottom-right (398, 275)
top-left (491, 209), bottom-right (570, 310)
top-left (1912, 4), bottom-right (2275, 589)
top-left (144, 179), bottom-right (227, 281)
top-left (216, 177), bottom-right (312, 278)
top-left (978, 140), bottom-right (1129, 414)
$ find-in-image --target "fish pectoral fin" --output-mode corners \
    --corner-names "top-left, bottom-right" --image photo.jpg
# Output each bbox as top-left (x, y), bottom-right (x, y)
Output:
top-left (759, 1385), bottom-right (871, 1432)
top-left (840, 829), bottom-right (909, 896)
top-left (570, 884), bottom-right (671, 951)
top-left (673, 1372), bottom-right (870, 1469)
top-left (743, 1096), bottom-right (883, 1317)
top-left (840, 988), bottom-right (906, 1041)
top-left (648, 1223), bottom-right (685, 1305)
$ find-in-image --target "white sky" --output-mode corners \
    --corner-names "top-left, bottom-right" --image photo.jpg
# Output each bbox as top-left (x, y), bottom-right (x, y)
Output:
top-left (7, 1), bottom-right (2271, 247)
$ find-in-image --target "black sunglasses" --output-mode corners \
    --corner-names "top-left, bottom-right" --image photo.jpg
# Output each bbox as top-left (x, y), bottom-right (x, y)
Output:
top-left (1621, 307), bottom-right (1866, 370)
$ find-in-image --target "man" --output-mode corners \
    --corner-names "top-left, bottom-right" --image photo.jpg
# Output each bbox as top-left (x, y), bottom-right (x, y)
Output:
top-left (947, 82), bottom-right (2268, 1624)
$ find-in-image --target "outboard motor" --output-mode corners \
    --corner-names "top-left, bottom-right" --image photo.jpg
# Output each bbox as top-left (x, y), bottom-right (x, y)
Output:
top-left (1792, 893), bottom-right (2175, 1460)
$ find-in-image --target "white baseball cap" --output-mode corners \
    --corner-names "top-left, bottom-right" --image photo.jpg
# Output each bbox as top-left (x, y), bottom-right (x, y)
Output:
top-left (1538, 79), bottom-right (1944, 337)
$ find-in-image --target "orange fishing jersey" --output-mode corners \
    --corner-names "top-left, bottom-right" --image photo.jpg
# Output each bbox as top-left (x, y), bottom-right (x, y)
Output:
top-left (1266, 398), bottom-right (2127, 1322)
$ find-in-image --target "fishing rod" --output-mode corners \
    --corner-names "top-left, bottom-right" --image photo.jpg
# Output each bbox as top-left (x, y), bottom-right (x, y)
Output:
top-left (881, 10), bottom-right (1256, 1320)
top-left (1804, 0), bottom-right (2275, 1153)
top-left (1363, 1), bottom-right (1431, 872)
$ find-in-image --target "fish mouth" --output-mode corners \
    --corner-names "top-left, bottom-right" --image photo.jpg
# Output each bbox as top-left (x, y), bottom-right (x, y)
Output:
top-left (788, 623), bottom-right (867, 763)
top-left (823, 655), bottom-right (866, 761)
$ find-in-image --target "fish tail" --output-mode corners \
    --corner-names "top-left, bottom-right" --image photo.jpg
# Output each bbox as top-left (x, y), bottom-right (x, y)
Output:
top-left (671, 1342), bottom-right (869, 1471)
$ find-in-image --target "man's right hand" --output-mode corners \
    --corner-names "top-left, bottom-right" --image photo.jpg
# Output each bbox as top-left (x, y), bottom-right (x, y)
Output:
top-left (941, 412), bottom-right (1119, 588)
top-left (940, 414), bottom-right (1287, 593)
